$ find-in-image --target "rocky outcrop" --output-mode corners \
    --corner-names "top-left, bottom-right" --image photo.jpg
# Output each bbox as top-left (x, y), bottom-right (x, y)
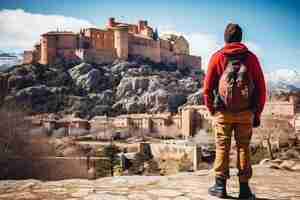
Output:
top-left (113, 74), bottom-right (198, 114)
top-left (68, 63), bottom-right (110, 92)
top-left (260, 158), bottom-right (300, 171)
top-left (186, 89), bottom-right (204, 105)
top-left (1, 60), bottom-right (204, 117)
top-left (15, 85), bottom-right (54, 112)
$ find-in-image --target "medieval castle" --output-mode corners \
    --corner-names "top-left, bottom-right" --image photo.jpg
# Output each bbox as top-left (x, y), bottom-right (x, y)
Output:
top-left (18, 17), bottom-right (300, 145)
top-left (23, 17), bottom-right (201, 71)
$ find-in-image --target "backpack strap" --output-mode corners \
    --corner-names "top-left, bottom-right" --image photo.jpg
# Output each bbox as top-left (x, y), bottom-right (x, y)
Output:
top-left (225, 51), bottom-right (249, 66)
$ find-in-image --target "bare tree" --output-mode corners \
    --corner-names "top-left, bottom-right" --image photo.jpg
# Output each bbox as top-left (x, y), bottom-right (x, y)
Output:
top-left (0, 108), bottom-right (31, 159)
top-left (264, 129), bottom-right (275, 160)
top-left (0, 107), bottom-right (34, 179)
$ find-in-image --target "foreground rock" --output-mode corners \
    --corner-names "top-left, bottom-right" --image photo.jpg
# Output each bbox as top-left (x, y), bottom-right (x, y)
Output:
top-left (0, 166), bottom-right (299, 200)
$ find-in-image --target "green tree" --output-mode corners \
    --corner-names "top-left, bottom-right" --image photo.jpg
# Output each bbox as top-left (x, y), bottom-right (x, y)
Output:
top-left (100, 144), bottom-right (121, 176)
top-left (129, 152), bottom-right (146, 175)
top-left (153, 28), bottom-right (159, 41)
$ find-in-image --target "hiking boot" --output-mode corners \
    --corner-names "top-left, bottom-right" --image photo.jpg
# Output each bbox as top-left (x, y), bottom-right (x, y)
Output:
top-left (239, 182), bottom-right (256, 199)
top-left (208, 178), bottom-right (227, 198)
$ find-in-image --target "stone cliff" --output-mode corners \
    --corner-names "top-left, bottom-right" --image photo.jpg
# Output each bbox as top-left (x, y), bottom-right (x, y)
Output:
top-left (0, 165), bottom-right (299, 200)
top-left (0, 60), bottom-right (204, 117)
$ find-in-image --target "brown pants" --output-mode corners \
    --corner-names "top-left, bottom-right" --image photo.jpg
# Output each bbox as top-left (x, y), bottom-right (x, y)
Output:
top-left (213, 121), bottom-right (253, 182)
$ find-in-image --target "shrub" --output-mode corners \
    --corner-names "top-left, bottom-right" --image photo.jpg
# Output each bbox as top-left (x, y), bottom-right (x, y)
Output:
top-left (97, 144), bottom-right (121, 176)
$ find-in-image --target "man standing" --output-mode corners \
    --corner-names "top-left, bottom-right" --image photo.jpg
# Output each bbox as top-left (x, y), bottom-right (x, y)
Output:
top-left (204, 23), bottom-right (266, 199)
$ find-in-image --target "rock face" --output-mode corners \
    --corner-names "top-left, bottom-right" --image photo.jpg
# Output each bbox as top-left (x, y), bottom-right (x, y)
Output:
top-left (260, 158), bottom-right (300, 171)
top-left (1, 60), bottom-right (204, 117)
top-left (114, 74), bottom-right (198, 114)
top-left (0, 166), bottom-right (299, 200)
top-left (186, 89), bottom-right (204, 105)
top-left (68, 63), bottom-right (111, 92)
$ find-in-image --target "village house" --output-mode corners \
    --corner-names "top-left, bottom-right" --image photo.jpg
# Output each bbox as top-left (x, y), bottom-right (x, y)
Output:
top-left (262, 96), bottom-right (297, 117)
top-left (87, 98), bottom-right (300, 140)
top-left (290, 114), bottom-right (300, 133)
top-left (23, 17), bottom-right (201, 74)
top-left (30, 113), bottom-right (90, 136)
top-left (29, 94), bottom-right (300, 141)
top-left (88, 105), bottom-right (212, 139)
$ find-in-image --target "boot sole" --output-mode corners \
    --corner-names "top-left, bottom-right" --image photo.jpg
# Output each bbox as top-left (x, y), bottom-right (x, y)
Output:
top-left (238, 194), bottom-right (256, 200)
top-left (208, 191), bottom-right (227, 199)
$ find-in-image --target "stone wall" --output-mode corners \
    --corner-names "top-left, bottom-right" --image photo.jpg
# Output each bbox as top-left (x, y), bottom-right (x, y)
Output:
top-left (23, 51), bottom-right (34, 64)
top-left (160, 48), bottom-right (176, 65)
top-left (84, 28), bottom-right (114, 50)
top-left (175, 54), bottom-right (202, 70)
top-left (170, 115), bottom-right (182, 130)
top-left (148, 142), bottom-right (201, 171)
top-left (76, 49), bottom-right (117, 64)
top-left (253, 117), bottom-right (295, 148)
top-left (40, 33), bottom-right (78, 64)
top-left (128, 35), bottom-right (161, 63)
top-left (262, 101), bottom-right (295, 117)
top-left (56, 35), bottom-right (77, 49)
top-left (56, 49), bottom-right (78, 62)
top-left (294, 116), bottom-right (300, 133)
top-left (180, 105), bottom-right (212, 137)
top-left (23, 49), bottom-right (40, 64)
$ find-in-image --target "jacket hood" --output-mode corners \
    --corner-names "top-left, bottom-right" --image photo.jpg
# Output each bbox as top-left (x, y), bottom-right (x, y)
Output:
top-left (221, 42), bottom-right (248, 55)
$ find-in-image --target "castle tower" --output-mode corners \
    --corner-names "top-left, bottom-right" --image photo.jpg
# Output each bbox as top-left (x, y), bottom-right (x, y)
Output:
top-left (40, 36), bottom-right (48, 64)
top-left (40, 34), bottom-right (56, 65)
top-left (113, 25), bottom-right (129, 60)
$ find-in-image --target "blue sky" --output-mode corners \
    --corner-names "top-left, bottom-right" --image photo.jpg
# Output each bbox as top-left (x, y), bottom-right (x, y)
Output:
top-left (0, 0), bottom-right (299, 72)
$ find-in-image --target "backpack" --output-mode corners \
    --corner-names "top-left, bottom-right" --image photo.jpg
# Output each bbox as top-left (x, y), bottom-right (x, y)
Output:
top-left (217, 54), bottom-right (255, 113)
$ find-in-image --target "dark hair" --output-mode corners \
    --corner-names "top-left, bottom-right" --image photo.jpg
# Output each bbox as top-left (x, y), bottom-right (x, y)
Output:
top-left (224, 23), bottom-right (243, 43)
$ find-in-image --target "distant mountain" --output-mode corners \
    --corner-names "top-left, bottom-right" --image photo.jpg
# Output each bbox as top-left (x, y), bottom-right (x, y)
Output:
top-left (266, 69), bottom-right (300, 94)
top-left (0, 51), bottom-right (23, 71)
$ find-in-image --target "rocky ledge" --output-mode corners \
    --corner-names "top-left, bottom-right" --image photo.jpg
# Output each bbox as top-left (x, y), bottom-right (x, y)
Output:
top-left (0, 166), bottom-right (300, 200)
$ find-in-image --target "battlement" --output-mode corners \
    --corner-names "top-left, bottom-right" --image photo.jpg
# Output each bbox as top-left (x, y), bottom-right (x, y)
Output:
top-left (23, 17), bottom-right (201, 70)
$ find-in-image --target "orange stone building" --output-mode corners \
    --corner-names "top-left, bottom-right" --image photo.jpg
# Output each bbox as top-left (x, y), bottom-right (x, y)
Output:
top-left (23, 18), bottom-right (201, 72)
top-left (88, 105), bottom-right (212, 139)
top-left (262, 96), bottom-right (297, 117)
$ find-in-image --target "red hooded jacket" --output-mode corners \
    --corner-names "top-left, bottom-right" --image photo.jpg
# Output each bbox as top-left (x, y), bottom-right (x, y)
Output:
top-left (203, 42), bottom-right (266, 119)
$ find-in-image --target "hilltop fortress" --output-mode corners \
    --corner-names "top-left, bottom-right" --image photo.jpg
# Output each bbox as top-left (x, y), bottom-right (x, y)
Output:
top-left (23, 17), bottom-right (201, 71)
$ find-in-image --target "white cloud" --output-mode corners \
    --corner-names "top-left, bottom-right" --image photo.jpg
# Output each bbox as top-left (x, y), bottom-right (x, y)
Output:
top-left (0, 9), bottom-right (95, 51)
top-left (186, 33), bottom-right (222, 71)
